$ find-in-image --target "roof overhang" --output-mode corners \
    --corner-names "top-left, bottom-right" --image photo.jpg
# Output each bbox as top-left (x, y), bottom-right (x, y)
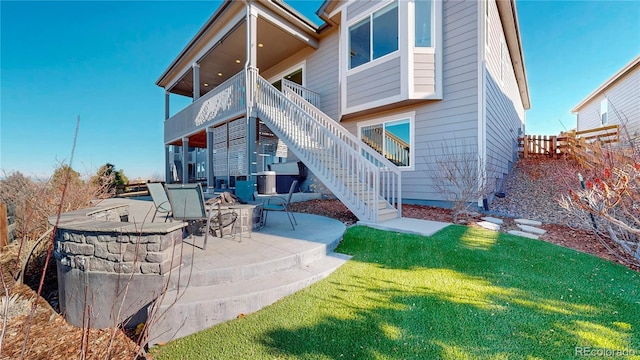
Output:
top-left (156, 0), bottom-right (321, 96)
top-left (497, 0), bottom-right (531, 110)
top-left (571, 55), bottom-right (640, 113)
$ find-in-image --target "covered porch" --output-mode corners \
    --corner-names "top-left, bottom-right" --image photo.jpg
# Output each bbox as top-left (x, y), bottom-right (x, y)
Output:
top-left (158, 1), bottom-right (321, 194)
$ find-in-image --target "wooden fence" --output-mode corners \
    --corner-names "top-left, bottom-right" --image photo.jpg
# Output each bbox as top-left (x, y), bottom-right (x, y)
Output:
top-left (518, 125), bottom-right (619, 159)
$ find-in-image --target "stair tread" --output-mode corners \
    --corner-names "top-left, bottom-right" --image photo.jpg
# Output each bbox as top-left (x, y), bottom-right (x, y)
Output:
top-left (161, 253), bottom-right (350, 305)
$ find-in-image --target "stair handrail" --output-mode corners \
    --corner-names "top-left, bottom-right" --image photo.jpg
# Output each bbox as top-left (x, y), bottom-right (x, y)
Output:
top-left (282, 79), bottom-right (321, 108)
top-left (282, 83), bottom-right (403, 214)
top-left (282, 84), bottom-right (403, 174)
top-left (251, 69), bottom-right (401, 221)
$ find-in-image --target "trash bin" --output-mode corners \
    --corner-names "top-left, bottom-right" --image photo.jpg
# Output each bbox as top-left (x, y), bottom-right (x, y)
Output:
top-left (257, 171), bottom-right (276, 194)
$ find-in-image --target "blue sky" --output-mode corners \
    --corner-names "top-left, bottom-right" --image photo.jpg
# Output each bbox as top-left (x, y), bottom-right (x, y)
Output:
top-left (1, 1), bottom-right (638, 180)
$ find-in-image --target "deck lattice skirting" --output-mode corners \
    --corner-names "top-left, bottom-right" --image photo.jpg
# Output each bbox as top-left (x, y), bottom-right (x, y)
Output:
top-left (50, 203), bottom-right (185, 329)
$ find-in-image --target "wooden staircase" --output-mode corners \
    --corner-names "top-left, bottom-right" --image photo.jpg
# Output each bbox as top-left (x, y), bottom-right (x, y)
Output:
top-left (250, 68), bottom-right (401, 223)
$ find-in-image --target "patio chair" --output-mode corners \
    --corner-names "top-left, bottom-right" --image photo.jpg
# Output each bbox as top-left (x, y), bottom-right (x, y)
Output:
top-left (147, 182), bottom-right (172, 222)
top-left (262, 180), bottom-right (298, 230)
top-left (165, 183), bottom-right (237, 249)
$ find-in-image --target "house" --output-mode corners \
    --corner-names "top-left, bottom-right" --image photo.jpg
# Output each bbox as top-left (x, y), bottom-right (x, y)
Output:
top-left (571, 55), bottom-right (640, 143)
top-left (156, 0), bottom-right (530, 223)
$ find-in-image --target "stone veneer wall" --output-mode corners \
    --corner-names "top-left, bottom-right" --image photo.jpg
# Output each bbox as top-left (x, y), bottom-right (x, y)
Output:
top-left (51, 203), bottom-right (186, 329)
top-left (54, 226), bottom-right (183, 275)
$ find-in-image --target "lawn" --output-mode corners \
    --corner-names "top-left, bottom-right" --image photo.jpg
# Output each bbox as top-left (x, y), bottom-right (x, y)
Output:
top-left (151, 225), bottom-right (640, 359)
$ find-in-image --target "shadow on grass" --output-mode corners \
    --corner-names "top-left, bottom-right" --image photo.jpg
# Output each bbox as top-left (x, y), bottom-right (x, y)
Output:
top-left (259, 225), bottom-right (640, 359)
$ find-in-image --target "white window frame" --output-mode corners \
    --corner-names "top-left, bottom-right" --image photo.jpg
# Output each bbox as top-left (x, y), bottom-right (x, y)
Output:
top-left (267, 60), bottom-right (306, 87)
top-left (600, 98), bottom-right (608, 125)
top-left (414, 0), bottom-right (434, 48)
top-left (347, 1), bottom-right (399, 72)
top-left (357, 111), bottom-right (415, 170)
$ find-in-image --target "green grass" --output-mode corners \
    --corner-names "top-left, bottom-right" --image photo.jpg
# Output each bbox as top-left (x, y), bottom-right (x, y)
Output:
top-left (151, 225), bottom-right (640, 359)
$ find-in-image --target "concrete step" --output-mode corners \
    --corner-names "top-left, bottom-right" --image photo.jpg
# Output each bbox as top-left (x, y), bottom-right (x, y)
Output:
top-left (168, 226), bottom-right (343, 289)
top-left (507, 230), bottom-right (540, 239)
top-left (477, 221), bottom-right (501, 231)
top-left (481, 217), bottom-right (504, 225)
top-left (515, 218), bottom-right (542, 226)
top-left (516, 224), bottom-right (546, 235)
top-left (148, 253), bottom-right (351, 346)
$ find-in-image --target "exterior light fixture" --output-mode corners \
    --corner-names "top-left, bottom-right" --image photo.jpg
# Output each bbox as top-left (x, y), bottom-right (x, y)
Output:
top-left (217, 72), bottom-right (223, 77)
top-left (203, 83), bottom-right (209, 87)
top-left (258, 43), bottom-right (264, 48)
top-left (235, 59), bottom-right (241, 64)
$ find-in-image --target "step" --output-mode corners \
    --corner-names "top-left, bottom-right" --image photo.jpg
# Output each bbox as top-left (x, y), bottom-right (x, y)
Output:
top-left (507, 230), bottom-right (540, 239)
top-left (168, 223), bottom-right (344, 289)
top-left (515, 218), bottom-right (542, 226)
top-left (378, 208), bottom-right (399, 222)
top-left (363, 199), bottom-right (389, 211)
top-left (477, 221), bottom-right (501, 231)
top-left (148, 253), bottom-right (351, 346)
top-left (481, 217), bottom-right (504, 225)
top-left (516, 224), bottom-right (546, 235)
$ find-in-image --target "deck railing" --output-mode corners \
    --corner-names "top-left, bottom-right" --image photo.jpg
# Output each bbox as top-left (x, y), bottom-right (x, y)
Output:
top-left (282, 79), bottom-right (321, 109)
top-left (253, 68), bottom-right (400, 222)
top-left (164, 71), bottom-right (246, 143)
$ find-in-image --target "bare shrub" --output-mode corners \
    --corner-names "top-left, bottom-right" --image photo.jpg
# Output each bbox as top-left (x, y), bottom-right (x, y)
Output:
top-left (0, 165), bottom-right (112, 285)
top-left (426, 140), bottom-right (494, 222)
top-left (558, 137), bottom-right (640, 267)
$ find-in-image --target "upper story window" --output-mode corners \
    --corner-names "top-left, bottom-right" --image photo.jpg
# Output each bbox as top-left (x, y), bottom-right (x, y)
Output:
top-left (600, 99), bottom-right (608, 125)
top-left (415, 0), bottom-right (432, 47)
top-left (349, 1), bottom-right (399, 69)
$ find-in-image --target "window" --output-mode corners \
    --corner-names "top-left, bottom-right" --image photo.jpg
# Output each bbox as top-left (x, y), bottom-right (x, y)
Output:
top-left (415, 0), bottom-right (432, 47)
top-left (360, 118), bottom-right (411, 167)
top-left (600, 99), bottom-right (608, 125)
top-left (349, 1), bottom-right (398, 69)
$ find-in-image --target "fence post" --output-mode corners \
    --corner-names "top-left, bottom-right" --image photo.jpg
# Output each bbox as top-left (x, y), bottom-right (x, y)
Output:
top-left (0, 202), bottom-right (8, 249)
top-left (523, 136), bottom-right (529, 158)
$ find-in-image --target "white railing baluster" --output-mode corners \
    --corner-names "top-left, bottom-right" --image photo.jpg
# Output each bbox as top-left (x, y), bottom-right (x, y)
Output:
top-left (251, 68), bottom-right (400, 222)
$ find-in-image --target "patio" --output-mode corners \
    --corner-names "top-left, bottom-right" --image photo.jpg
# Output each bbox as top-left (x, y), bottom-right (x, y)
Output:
top-left (99, 197), bottom-right (348, 346)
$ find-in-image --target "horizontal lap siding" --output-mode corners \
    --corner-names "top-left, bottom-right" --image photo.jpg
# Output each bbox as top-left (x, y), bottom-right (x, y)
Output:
top-left (347, 0), bottom-right (383, 22)
top-left (346, 57), bottom-right (402, 107)
top-left (307, 31), bottom-right (341, 120)
top-left (406, 0), bottom-right (479, 202)
top-left (484, 0), bottom-right (525, 192)
top-left (576, 66), bottom-right (640, 140)
top-left (414, 52), bottom-right (435, 94)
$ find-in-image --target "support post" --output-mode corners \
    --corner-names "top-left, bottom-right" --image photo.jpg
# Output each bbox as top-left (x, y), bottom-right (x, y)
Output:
top-left (193, 63), bottom-right (200, 101)
top-left (164, 91), bottom-right (170, 120)
top-left (247, 116), bottom-right (258, 183)
top-left (207, 127), bottom-right (215, 192)
top-left (165, 145), bottom-right (171, 183)
top-left (182, 137), bottom-right (189, 184)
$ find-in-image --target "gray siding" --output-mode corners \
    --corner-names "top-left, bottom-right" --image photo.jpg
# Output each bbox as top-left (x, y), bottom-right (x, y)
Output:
top-left (484, 0), bottom-right (525, 190)
top-left (306, 31), bottom-right (341, 120)
top-left (342, 0), bottom-right (480, 203)
top-left (414, 52), bottom-right (436, 95)
top-left (346, 57), bottom-right (402, 107)
top-left (346, 0), bottom-right (384, 22)
top-left (576, 65), bottom-right (640, 141)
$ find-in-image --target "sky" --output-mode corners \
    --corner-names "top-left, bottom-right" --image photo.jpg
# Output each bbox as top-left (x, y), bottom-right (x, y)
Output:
top-left (1, 1), bottom-right (639, 180)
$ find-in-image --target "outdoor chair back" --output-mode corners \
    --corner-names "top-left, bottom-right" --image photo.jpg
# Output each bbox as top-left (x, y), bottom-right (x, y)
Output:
top-left (147, 182), bottom-right (172, 222)
top-left (262, 180), bottom-right (298, 230)
top-left (165, 183), bottom-right (211, 249)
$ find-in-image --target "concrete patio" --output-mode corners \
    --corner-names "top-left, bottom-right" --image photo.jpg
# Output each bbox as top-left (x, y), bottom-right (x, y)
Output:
top-left (95, 197), bottom-right (450, 346)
